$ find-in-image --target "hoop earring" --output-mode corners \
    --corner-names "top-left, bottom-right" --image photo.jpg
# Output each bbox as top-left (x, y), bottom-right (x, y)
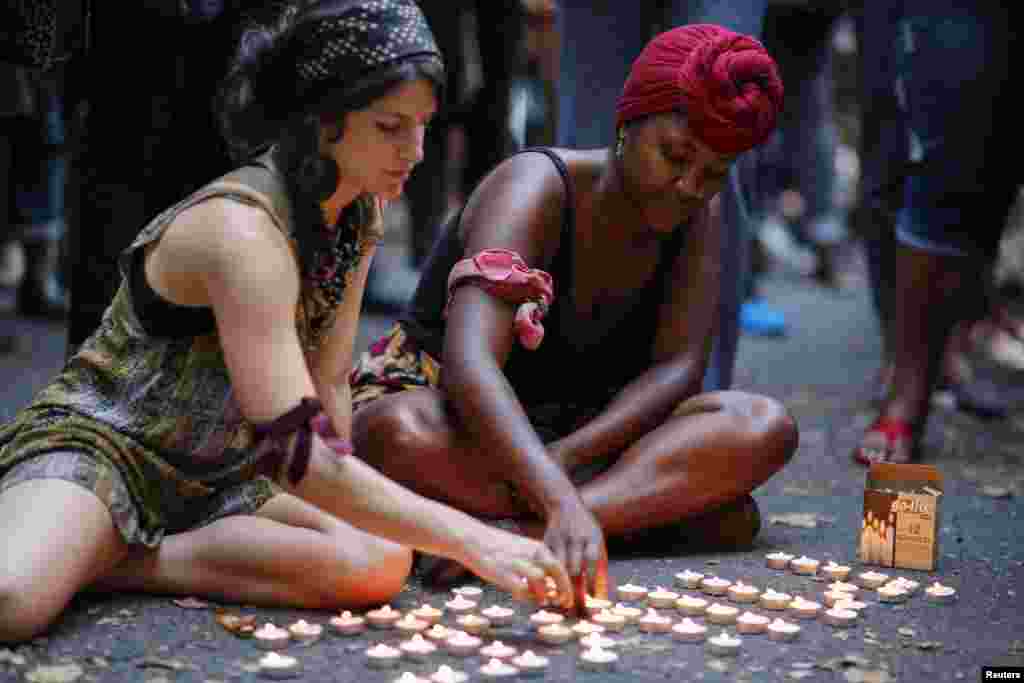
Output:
top-left (616, 128), bottom-right (625, 158)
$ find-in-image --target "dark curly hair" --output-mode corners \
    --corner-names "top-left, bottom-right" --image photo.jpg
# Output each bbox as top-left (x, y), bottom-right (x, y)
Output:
top-left (214, 1), bottom-right (444, 280)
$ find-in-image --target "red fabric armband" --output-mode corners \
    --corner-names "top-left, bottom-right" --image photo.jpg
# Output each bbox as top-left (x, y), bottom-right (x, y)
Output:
top-left (253, 398), bottom-right (352, 485)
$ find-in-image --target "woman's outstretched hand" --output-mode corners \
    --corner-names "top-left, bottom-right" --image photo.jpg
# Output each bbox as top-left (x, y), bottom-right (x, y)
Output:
top-left (543, 498), bottom-right (609, 610)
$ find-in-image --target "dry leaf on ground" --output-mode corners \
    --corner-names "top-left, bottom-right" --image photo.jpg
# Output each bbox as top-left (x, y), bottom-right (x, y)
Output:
top-left (769, 512), bottom-right (835, 528)
top-left (25, 664), bottom-right (84, 683)
top-left (173, 597), bottom-right (210, 609)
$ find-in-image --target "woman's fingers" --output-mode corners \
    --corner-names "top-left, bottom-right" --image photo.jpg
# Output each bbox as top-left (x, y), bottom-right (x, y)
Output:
top-left (539, 547), bottom-right (574, 610)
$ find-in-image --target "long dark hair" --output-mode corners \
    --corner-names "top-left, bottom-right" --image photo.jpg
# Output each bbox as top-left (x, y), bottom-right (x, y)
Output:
top-left (214, 1), bottom-right (444, 279)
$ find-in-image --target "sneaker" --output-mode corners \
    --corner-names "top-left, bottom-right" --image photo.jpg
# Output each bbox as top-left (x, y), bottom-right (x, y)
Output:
top-left (740, 299), bottom-right (787, 337)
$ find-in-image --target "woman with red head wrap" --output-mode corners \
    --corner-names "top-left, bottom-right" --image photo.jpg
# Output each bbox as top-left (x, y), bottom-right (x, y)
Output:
top-left (351, 24), bottom-right (794, 606)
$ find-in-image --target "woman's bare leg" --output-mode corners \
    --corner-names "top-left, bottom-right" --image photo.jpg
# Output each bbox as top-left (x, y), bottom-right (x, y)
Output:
top-left (0, 479), bottom-right (128, 642)
top-left (94, 493), bottom-right (413, 610)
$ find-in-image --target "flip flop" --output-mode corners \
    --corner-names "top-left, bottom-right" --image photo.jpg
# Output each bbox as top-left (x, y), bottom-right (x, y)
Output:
top-left (852, 416), bottom-right (919, 465)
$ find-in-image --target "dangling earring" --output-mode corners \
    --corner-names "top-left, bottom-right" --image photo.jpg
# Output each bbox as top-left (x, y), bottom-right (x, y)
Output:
top-left (616, 128), bottom-right (626, 158)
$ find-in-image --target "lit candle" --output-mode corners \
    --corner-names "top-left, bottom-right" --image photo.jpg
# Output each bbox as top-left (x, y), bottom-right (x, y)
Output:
top-left (889, 576), bottom-right (921, 595)
top-left (481, 605), bottom-right (516, 626)
top-left (828, 581), bottom-right (859, 595)
top-left (452, 585), bottom-right (484, 600)
top-left (823, 590), bottom-right (852, 608)
top-left (571, 620), bottom-right (606, 639)
top-left (578, 644), bottom-right (618, 672)
top-left (788, 597), bottom-right (821, 620)
top-left (444, 630), bottom-right (483, 657)
top-left (857, 571), bottom-right (890, 589)
top-left (637, 608), bottom-right (673, 633)
top-left (706, 631), bottom-right (742, 657)
top-left (366, 605), bottom-right (403, 629)
top-left (611, 603), bottom-right (644, 624)
top-left (766, 618), bottom-right (801, 642)
top-left (511, 650), bottom-right (549, 678)
top-left (287, 620), bottom-right (322, 646)
top-left (424, 623), bottom-right (452, 643)
top-left (328, 611), bottom-right (366, 636)
top-left (674, 569), bottom-right (705, 590)
top-left (444, 595), bottom-right (478, 615)
top-left (671, 618), bottom-right (708, 643)
top-left (876, 583), bottom-right (909, 603)
top-left (583, 595), bottom-right (613, 617)
top-left (392, 673), bottom-right (430, 683)
top-left (253, 623), bottom-right (291, 650)
top-left (579, 632), bottom-right (616, 650)
top-left (705, 603), bottom-right (739, 626)
top-left (821, 561), bottom-right (852, 581)
top-left (924, 582), bottom-right (957, 604)
top-left (257, 652), bottom-right (300, 680)
top-left (410, 604), bottom-right (444, 625)
top-left (399, 634), bottom-right (438, 661)
top-left (727, 582), bottom-right (761, 603)
top-left (675, 594), bottom-right (709, 616)
top-left (479, 658), bottom-right (519, 679)
top-left (365, 644), bottom-right (403, 669)
top-left (429, 665), bottom-right (468, 683)
top-left (479, 640), bottom-right (518, 660)
top-left (647, 586), bottom-right (680, 609)
top-left (591, 609), bottom-right (627, 632)
top-left (822, 607), bottom-right (858, 627)
top-left (736, 611), bottom-right (770, 635)
top-left (700, 576), bottom-right (732, 596)
top-left (759, 589), bottom-right (792, 611)
top-left (833, 598), bottom-right (868, 612)
top-left (395, 614), bottom-right (430, 635)
top-left (617, 583), bottom-right (649, 602)
top-left (528, 610), bottom-right (564, 628)
top-left (765, 551), bottom-right (795, 570)
top-left (790, 556), bottom-right (820, 576)
top-left (536, 623), bottom-right (573, 645)
top-left (455, 613), bottom-right (490, 636)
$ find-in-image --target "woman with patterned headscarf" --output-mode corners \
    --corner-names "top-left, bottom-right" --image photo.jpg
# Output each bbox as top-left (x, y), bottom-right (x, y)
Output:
top-left (0, 0), bottom-right (575, 642)
top-left (351, 24), bottom-right (796, 599)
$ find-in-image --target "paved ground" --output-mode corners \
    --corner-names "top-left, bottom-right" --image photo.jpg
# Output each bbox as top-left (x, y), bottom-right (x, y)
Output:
top-left (1, 259), bottom-right (1023, 682)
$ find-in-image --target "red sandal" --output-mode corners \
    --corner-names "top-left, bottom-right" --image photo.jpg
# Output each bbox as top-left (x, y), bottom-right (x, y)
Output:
top-left (852, 416), bottom-right (920, 465)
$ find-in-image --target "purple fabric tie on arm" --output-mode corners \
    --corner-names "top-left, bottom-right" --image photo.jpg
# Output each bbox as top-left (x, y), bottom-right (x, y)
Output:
top-left (253, 398), bottom-right (353, 485)
top-left (445, 249), bottom-right (555, 350)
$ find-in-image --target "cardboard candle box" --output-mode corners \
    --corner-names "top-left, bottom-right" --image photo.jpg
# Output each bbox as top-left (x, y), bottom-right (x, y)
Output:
top-left (859, 463), bottom-right (943, 571)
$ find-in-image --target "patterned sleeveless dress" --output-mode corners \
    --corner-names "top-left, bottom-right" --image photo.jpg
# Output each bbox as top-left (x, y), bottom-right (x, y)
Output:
top-left (0, 153), bottom-right (378, 547)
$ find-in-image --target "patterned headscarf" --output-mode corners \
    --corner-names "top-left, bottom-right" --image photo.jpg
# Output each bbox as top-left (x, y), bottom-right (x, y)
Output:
top-left (615, 24), bottom-right (783, 155)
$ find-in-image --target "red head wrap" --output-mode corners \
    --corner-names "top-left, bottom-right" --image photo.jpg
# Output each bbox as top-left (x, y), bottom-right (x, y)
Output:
top-left (615, 24), bottom-right (783, 155)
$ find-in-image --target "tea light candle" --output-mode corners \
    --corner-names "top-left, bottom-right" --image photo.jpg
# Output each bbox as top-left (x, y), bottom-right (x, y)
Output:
top-left (617, 583), bottom-right (649, 602)
top-left (759, 589), bottom-right (792, 611)
top-left (674, 569), bottom-right (705, 589)
top-left (889, 576), bottom-right (921, 595)
top-left (727, 582), bottom-right (761, 603)
top-left (410, 604), bottom-right (444, 625)
top-left (578, 644), bottom-right (618, 672)
top-left (591, 609), bottom-right (627, 632)
top-left (536, 623), bottom-right (573, 645)
top-left (675, 594), bottom-right (709, 616)
top-left (611, 603), bottom-right (644, 624)
top-left (481, 605), bottom-right (516, 626)
top-left (455, 613), bottom-right (490, 636)
top-left (647, 586), bottom-right (680, 609)
top-left (399, 634), bottom-right (438, 661)
top-left (367, 605), bottom-right (403, 629)
top-left (634, 607), bottom-right (671, 633)
top-left (765, 551), bottom-right (795, 570)
top-left (528, 610), bottom-right (565, 628)
top-left (365, 644), bottom-right (403, 669)
top-left (479, 640), bottom-right (518, 660)
top-left (395, 614), bottom-right (430, 635)
top-left (584, 595), bottom-right (613, 616)
top-left (924, 582), bottom-right (957, 603)
top-left (258, 652), bottom-right (300, 680)
top-left (857, 571), bottom-right (890, 589)
top-left (511, 651), bottom-right (549, 678)
top-left (287, 620), bottom-right (322, 645)
top-left (253, 623), bottom-right (291, 650)
top-left (571, 620), bottom-right (606, 639)
top-left (424, 624), bottom-right (452, 643)
top-left (790, 556), bottom-right (820, 575)
top-left (671, 618), bottom-right (708, 643)
top-left (876, 583), bottom-right (909, 603)
top-left (429, 665), bottom-right (468, 683)
top-left (579, 632), bottom-right (617, 650)
top-left (444, 595), bottom-right (478, 615)
top-left (823, 590), bottom-right (853, 607)
top-left (452, 585), bottom-right (484, 600)
top-left (766, 618), bottom-right (801, 642)
top-left (392, 674), bottom-right (430, 683)
top-left (828, 581), bottom-right (860, 595)
top-left (705, 603), bottom-right (740, 625)
top-left (479, 658), bottom-right (519, 679)
top-left (328, 611), bottom-right (366, 636)
top-left (736, 611), bottom-right (770, 635)
top-left (706, 631), bottom-right (742, 657)
top-left (700, 576), bottom-right (732, 595)
top-left (822, 607), bottom-right (858, 627)
top-left (833, 598), bottom-right (868, 612)
top-left (788, 597), bottom-right (821, 619)
top-left (821, 561), bottom-right (852, 581)
top-left (444, 630), bottom-right (483, 657)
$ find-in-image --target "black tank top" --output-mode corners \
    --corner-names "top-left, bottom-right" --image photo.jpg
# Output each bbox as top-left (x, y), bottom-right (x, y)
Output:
top-left (400, 147), bottom-right (689, 408)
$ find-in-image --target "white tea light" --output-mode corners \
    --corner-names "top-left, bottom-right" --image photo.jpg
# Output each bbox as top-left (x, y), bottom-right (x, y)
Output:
top-left (674, 569), bottom-right (705, 589)
top-left (765, 551), bottom-right (794, 570)
top-left (736, 611), bottom-right (770, 634)
top-left (706, 631), bottom-right (741, 656)
top-left (328, 611), bottom-right (365, 636)
top-left (253, 623), bottom-right (291, 650)
top-left (365, 644), bottom-right (403, 669)
top-left (766, 618), bottom-right (801, 642)
top-left (647, 586), bottom-right (680, 609)
top-left (258, 652), bottom-right (300, 680)
top-left (671, 618), bottom-right (708, 643)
